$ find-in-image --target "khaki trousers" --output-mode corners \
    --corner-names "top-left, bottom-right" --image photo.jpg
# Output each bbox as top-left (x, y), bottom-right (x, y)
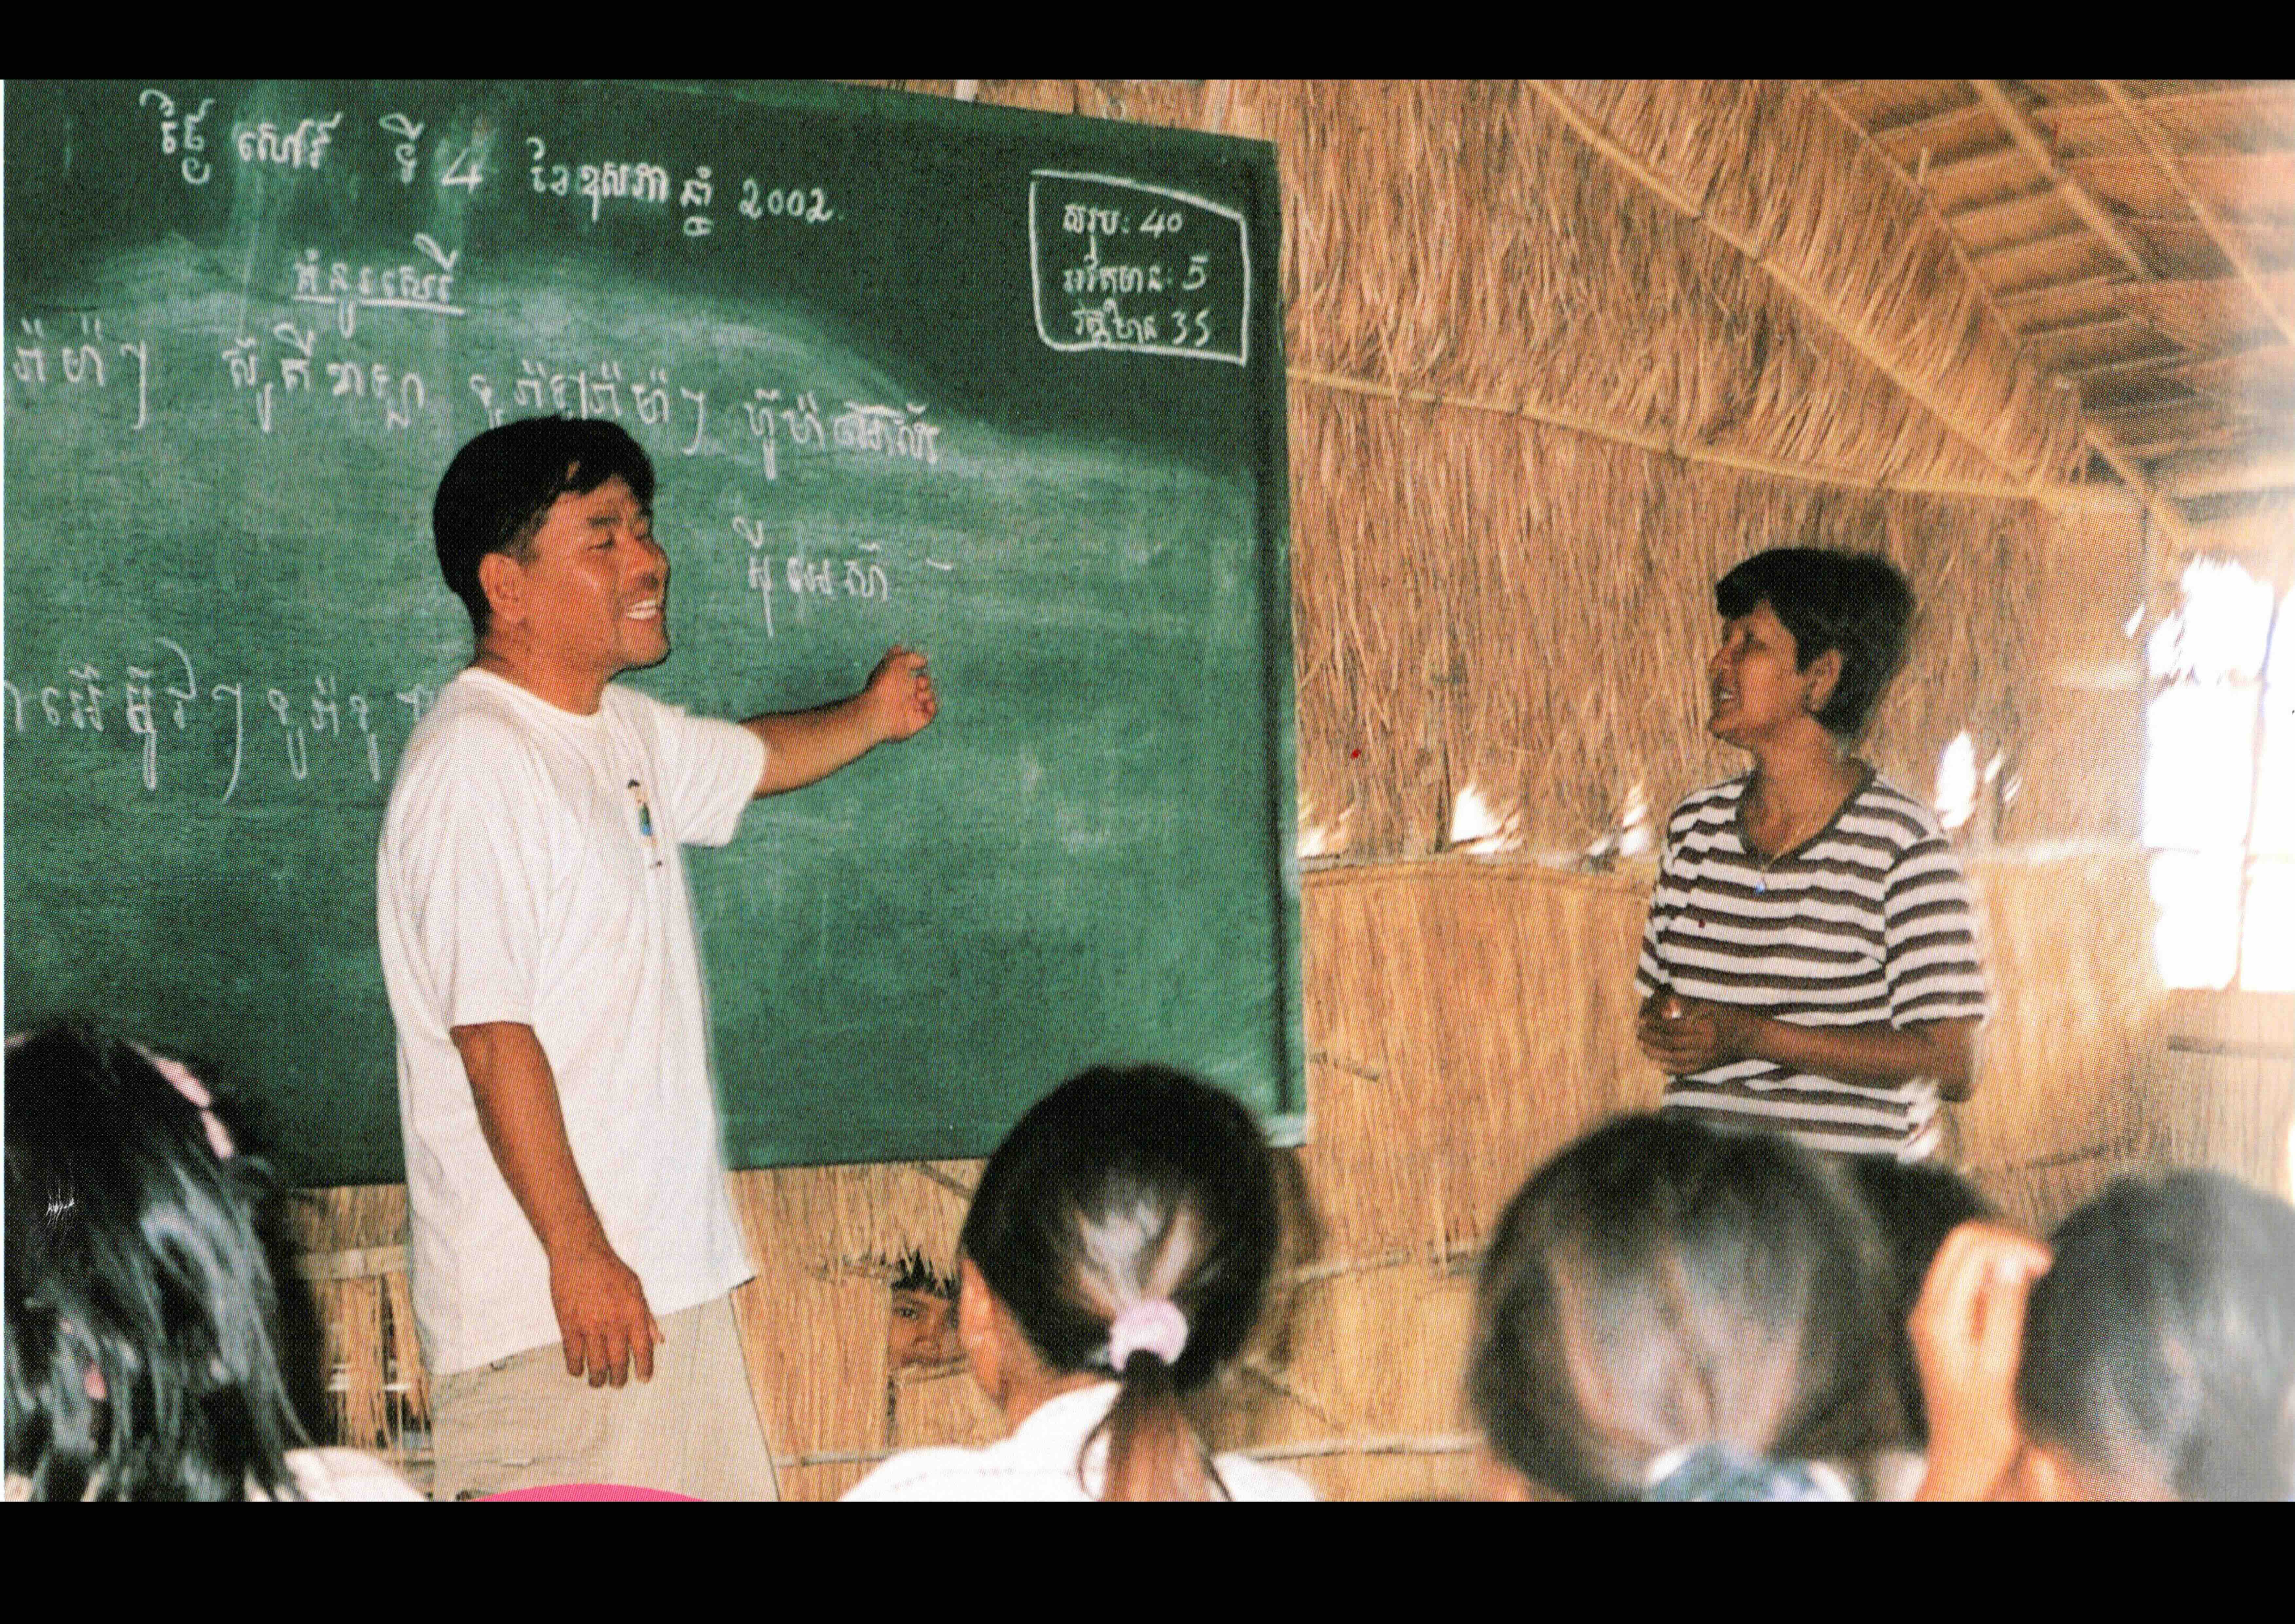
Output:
top-left (431, 1295), bottom-right (780, 1501)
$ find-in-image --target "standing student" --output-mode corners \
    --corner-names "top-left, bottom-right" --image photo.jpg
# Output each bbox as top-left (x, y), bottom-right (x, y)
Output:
top-left (843, 1064), bottom-right (1315, 1501)
top-left (377, 416), bottom-right (937, 1501)
top-left (1635, 547), bottom-right (1988, 1162)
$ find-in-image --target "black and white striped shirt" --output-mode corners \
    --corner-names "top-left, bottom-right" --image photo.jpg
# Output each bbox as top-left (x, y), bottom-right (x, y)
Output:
top-left (1635, 772), bottom-right (1988, 1161)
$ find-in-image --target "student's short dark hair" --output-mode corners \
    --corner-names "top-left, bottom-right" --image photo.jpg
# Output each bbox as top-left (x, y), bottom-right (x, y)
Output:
top-left (5, 1022), bottom-right (306, 1500)
top-left (1469, 1114), bottom-right (1897, 1500)
top-left (2018, 1170), bottom-right (2295, 1501)
top-left (1714, 548), bottom-right (1916, 739)
top-left (430, 416), bottom-right (656, 636)
top-left (1847, 1157), bottom-right (1992, 1444)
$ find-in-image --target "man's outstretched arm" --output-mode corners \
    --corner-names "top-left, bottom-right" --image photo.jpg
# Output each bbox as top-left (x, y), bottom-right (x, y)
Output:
top-left (449, 1020), bottom-right (662, 1387)
top-left (742, 643), bottom-right (938, 798)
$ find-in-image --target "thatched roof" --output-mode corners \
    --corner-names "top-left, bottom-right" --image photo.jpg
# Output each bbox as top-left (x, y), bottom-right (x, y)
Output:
top-left (1825, 80), bottom-right (2295, 565)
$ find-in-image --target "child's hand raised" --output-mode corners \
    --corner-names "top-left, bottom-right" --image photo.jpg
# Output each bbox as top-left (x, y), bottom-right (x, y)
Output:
top-left (1910, 1220), bottom-right (2053, 1500)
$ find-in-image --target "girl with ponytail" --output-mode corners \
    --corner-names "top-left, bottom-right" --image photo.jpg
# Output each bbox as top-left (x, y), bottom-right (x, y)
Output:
top-left (844, 1064), bottom-right (1312, 1501)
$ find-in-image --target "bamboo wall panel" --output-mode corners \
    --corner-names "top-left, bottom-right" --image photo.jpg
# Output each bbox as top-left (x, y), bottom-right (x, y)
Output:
top-left (1207, 1262), bottom-right (1479, 1502)
top-left (723, 1161), bottom-right (976, 1500)
top-left (1956, 855), bottom-right (2168, 1181)
top-left (286, 1184), bottom-right (425, 1463)
top-left (2007, 506), bottom-right (2150, 842)
top-left (1297, 862), bottom-right (1656, 1256)
top-left (2152, 991), bottom-right (2295, 1197)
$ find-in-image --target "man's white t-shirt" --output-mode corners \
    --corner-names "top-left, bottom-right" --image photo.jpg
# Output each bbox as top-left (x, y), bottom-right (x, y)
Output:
top-left (377, 667), bottom-right (767, 1377)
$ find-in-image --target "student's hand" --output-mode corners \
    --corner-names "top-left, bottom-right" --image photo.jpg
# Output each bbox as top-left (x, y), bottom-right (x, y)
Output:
top-left (866, 644), bottom-right (938, 743)
top-left (548, 1243), bottom-right (665, 1387)
top-left (1635, 993), bottom-right (1745, 1074)
top-left (1909, 1220), bottom-right (2053, 1500)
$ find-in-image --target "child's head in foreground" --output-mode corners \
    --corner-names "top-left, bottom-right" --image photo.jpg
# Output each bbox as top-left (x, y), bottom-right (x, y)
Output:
top-left (5, 1022), bottom-right (306, 1500)
top-left (957, 1062), bottom-right (1282, 1500)
top-left (2014, 1169), bottom-right (2295, 1502)
top-left (1847, 1156), bottom-right (1992, 1445)
top-left (1469, 1113), bottom-right (1897, 1500)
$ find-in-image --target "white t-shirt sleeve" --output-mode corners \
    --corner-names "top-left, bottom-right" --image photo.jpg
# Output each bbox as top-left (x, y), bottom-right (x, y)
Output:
top-left (391, 711), bottom-right (550, 1029)
top-left (644, 700), bottom-right (767, 848)
top-left (839, 1448), bottom-right (977, 1501)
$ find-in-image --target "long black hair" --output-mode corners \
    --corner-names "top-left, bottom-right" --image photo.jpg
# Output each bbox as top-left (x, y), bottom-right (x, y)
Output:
top-left (958, 1064), bottom-right (1282, 1500)
top-left (1469, 1114), bottom-right (1897, 1499)
top-left (5, 1023), bottom-right (306, 1499)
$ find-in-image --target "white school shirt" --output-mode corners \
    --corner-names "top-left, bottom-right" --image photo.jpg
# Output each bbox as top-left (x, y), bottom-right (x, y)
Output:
top-left (377, 668), bottom-right (767, 1377)
top-left (841, 1382), bottom-right (1319, 1502)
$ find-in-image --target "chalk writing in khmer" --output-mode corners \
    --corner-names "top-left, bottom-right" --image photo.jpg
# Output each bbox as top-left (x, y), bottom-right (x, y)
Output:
top-left (1028, 171), bottom-right (1251, 366)
top-left (4, 640), bottom-right (439, 805)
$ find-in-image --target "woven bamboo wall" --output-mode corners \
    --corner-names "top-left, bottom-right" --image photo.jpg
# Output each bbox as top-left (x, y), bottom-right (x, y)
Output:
top-left (282, 81), bottom-right (2260, 1498)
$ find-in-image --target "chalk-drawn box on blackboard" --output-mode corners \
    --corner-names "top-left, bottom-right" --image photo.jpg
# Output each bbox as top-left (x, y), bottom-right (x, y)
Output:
top-left (1027, 171), bottom-right (1251, 366)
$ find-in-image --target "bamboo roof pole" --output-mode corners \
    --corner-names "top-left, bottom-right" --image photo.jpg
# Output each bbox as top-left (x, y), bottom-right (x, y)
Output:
top-left (1527, 80), bottom-right (2058, 499)
top-left (1820, 85), bottom-right (2040, 351)
top-left (1968, 80), bottom-right (2154, 279)
top-left (1287, 366), bottom-right (2133, 509)
top-left (1811, 82), bottom-right (2202, 552)
top-left (2090, 78), bottom-right (2295, 550)
top-left (2081, 414), bottom-right (2213, 562)
top-left (2098, 79), bottom-right (2295, 353)
top-left (1963, 83), bottom-right (2208, 550)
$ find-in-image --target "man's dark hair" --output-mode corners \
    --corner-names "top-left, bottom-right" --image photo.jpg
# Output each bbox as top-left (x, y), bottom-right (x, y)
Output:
top-left (2018, 1170), bottom-right (2295, 1501)
top-left (1468, 1114), bottom-right (1898, 1500)
top-left (1714, 548), bottom-right (1916, 740)
top-left (431, 416), bottom-right (656, 637)
top-left (1847, 1157), bottom-right (1993, 1444)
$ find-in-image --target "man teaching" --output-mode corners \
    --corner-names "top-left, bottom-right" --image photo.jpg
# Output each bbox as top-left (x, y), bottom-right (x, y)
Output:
top-left (377, 416), bottom-right (937, 1500)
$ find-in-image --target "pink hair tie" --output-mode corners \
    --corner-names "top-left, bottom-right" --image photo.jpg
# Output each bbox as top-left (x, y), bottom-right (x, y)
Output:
top-left (141, 1048), bottom-right (236, 1163)
top-left (1107, 1299), bottom-right (1189, 1370)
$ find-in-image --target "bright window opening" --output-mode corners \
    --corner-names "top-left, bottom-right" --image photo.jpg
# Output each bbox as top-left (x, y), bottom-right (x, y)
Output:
top-left (1299, 801), bottom-right (1352, 859)
top-left (2144, 558), bottom-right (2291, 991)
top-left (1448, 784), bottom-right (1522, 855)
top-left (1935, 731), bottom-right (1979, 832)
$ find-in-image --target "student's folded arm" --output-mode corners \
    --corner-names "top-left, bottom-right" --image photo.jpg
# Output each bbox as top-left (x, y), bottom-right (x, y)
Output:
top-left (1712, 1009), bottom-right (1978, 1099)
top-left (1644, 999), bottom-right (1976, 1100)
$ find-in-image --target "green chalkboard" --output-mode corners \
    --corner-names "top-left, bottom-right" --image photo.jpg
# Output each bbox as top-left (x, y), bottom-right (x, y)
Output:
top-left (4, 80), bottom-right (1301, 1185)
